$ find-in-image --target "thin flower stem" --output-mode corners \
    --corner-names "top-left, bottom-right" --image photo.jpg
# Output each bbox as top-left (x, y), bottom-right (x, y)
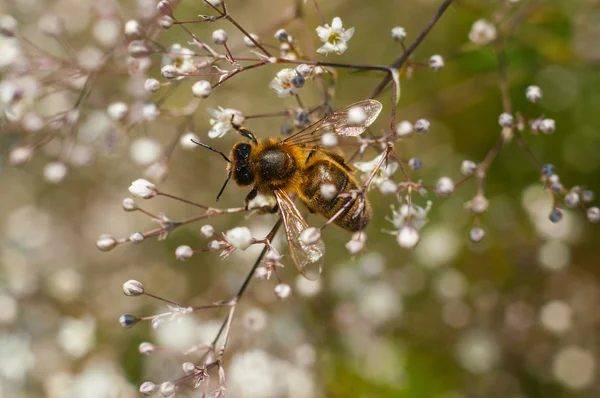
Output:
top-left (370, 0), bottom-right (456, 99)
top-left (157, 192), bottom-right (210, 210)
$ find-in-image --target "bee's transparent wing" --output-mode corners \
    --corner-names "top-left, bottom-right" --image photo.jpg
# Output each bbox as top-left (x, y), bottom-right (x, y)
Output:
top-left (284, 99), bottom-right (383, 146)
top-left (274, 190), bottom-right (325, 280)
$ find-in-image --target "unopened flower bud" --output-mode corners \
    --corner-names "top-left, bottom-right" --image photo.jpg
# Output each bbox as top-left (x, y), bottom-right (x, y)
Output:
top-left (107, 102), bottom-right (128, 121)
top-left (274, 283), bottom-right (291, 299)
top-left (469, 226), bottom-right (485, 242)
top-left (144, 78), bottom-right (161, 93)
top-left (378, 179), bottom-right (398, 195)
top-left (275, 28), bottom-right (289, 42)
top-left (397, 226), bottom-right (419, 248)
top-left (243, 33), bottom-right (260, 47)
top-left (320, 183), bottom-right (337, 200)
top-left (96, 234), bottom-right (118, 251)
top-left (255, 267), bottom-right (269, 279)
top-left (9, 146), bottom-right (33, 166)
top-left (156, 0), bottom-right (173, 16)
top-left (461, 160), bottom-right (477, 176)
top-left (139, 342), bottom-right (155, 355)
top-left (225, 227), bottom-right (253, 250)
top-left (300, 227), bottom-right (321, 245)
top-left (208, 240), bottom-right (222, 251)
top-left (321, 132), bottom-right (338, 148)
top-left (429, 55), bottom-right (444, 71)
top-left (129, 179), bottom-right (157, 199)
top-left (159, 381), bottom-right (175, 397)
top-left (129, 232), bottom-right (144, 244)
top-left (128, 40), bottom-right (150, 58)
top-left (345, 239), bottom-right (363, 254)
top-left (200, 224), bottom-right (215, 238)
top-left (139, 381), bottom-right (156, 396)
top-left (295, 64), bottom-right (312, 78)
top-left (435, 176), bottom-right (455, 197)
top-left (158, 16), bottom-right (173, 29)
top-left (119, 314), bottom-right (140, 328)
top-left (408, 157), bottom-right (422, 170)
top-left (161, 64), bottom-right (178, 79)
top-left (182, 362), bottom-right (197, 375)
top-left (192, 80), bottom-right (212, 98)
top-left (526, 85), bottom-right (542, 103)
top-left (122, 198), bottom-right (137, 211)
top-left (212, 29), bottom-right (228, 45)
top-left (123, 280), bottom-right (145, 296)
top-left (564, 191), bottom-right (580, 208)
top-left (587, 207), bottom-right (599, 223)
top-left (539, 118), bottom-right (555, 134)
top-left (414, 118), bottom-right (430, 134)
top-left (175, 245), bottom-right (193, 261)
top-left (391, 26), bottom-right (407, 41)
top-left (395, 121), bottom-right (413, 137)
top-left (498, 112), bottom-right (513, 127)
top-left (125, 20), bottom-right (143, 38)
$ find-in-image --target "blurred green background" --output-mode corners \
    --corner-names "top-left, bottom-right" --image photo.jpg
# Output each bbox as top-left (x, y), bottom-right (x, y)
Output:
top-left (1, 0), bottom-right (600, 397)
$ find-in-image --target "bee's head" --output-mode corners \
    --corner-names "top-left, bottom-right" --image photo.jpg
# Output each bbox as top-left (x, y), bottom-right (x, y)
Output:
top-left (229, 142), bottom-right (255, 186)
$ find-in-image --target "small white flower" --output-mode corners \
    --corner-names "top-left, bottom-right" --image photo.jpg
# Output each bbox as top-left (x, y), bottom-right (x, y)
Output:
top-left (128, 178), bottom-right (157, 199)
top-left (468, 19), bottom-right (497, 45)
top-left (43, 161), bottom-right (68, 183)
top-left (9, 146), bottom-right (33, 166)
top-left (498, 112), bottom-right (513, 127)
top-left (435, 176), bottom-right (455, 197)
top-left (320, 183), bottom-right (337, 199)
top-left (461, 160), bottom-right (477, 176)
top-left (316, 17), bottom-right (355, 55)
top-left (388, 201), bottom-right (432, 230)
top-left (141, 102), bottom-right (159, 121)
top-left (539, 118), bottom-right (555, 134)
top-left (321, 132), bottom-right (338, 148)
top-left (225, 227), bottom-right (253, 250)
top-left (354, 153), bottom-right (398, 188)
top-left (207, 106), bottom-right (244, 138)
top-left (269, 68), bottom-right (299, 97)
top-left (179, 132), bottom-right (200, 150)
top-left (395, 121), bottom-right (413, 137)
top-left (107, 102), bottom-right (128, 121)
top-left (274, 283), bottom-right (292, 299)
top-left (378, 179), bottom-right (398, 195)
top-left (162, 44), bottom-right (196, 74)
top-left (391, 26), bottom-right (406, 41)
top-left (124, 20), bottom-right (142, 38)
top-left (429, 54), bottom-right (444, 71)
top-left (526, 85), bottom-right (542, 103)
top-left (397, 226), bottom-right (420, 248)
top-left (348, 106), bottom-right (367, 124)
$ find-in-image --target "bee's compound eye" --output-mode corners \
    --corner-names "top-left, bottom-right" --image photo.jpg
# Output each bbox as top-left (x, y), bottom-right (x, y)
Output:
top-left (236, 143), bottom-right (251, 157)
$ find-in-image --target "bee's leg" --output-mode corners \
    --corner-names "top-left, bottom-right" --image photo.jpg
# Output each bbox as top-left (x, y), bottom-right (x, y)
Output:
top-left (245, 187), bottom-right (278, 213)
top-left (231, 115), bottom-right (258, 144)
top-left (244, 187), bottom-right (258, 209)
top-left (305, 146), bottom-right (320, 164)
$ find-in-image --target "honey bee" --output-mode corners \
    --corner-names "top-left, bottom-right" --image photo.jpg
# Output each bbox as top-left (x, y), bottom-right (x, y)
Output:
top-left (194, 100), bottom-right (382, 280)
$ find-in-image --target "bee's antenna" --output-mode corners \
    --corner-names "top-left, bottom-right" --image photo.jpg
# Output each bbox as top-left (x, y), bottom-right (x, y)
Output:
top-left (190, 139), bottom-right (230, 163)
top-left (230, 115), bottom-right (258, 144)
top-left (216, 171), bottom-right (231, 202)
